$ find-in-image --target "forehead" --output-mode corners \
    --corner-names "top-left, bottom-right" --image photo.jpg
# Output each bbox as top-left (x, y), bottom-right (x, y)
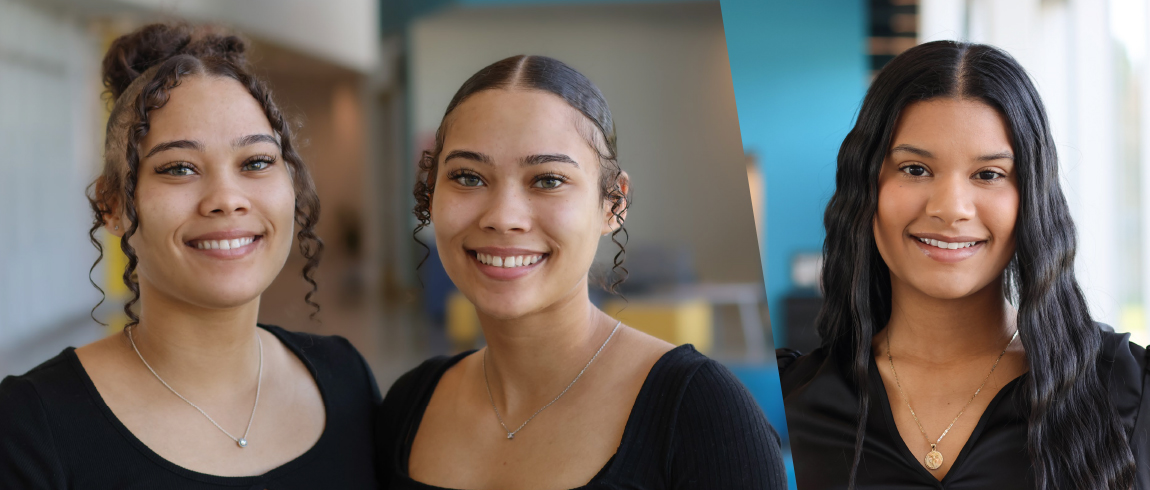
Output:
top-left (442, 89), bottom-right (596, 163)
top-left (142, 75), bottom-right (273, 148)
top-left (891, 98), bottom-right (1013, 155)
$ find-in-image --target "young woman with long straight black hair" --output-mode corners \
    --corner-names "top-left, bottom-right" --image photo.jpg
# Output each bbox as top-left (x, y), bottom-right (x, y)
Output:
top-left (375, 55), bottom-right (786, 490)
top-left (779, 41), bottom-right (1147, 489)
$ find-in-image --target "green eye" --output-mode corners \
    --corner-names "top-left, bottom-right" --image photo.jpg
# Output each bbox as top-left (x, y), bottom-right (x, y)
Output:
top-left (159, 163), bottom-right (195, 176)
top-left (533, 174), bottom-right (566, 189)
top-left (243, 159), bottom-right (272, 171)
top-left (456, 175), bottom-right (482, 186)
top-left (447, 170), bottom-right (484, 187)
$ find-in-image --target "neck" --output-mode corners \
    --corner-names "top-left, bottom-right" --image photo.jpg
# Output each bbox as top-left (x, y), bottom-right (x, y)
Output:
top-left (126, 279), bottom-right (263, 391)
top-left (882, 275), bottom-right (1016, 364)
top-left (479, 278), bottom-right (618, 409)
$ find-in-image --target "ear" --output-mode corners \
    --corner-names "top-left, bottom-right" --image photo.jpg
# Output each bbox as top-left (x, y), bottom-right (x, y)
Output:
top-left (95, 177), bottom-right (126, 238)
top-left (601, 170), bottom-right (630, 236)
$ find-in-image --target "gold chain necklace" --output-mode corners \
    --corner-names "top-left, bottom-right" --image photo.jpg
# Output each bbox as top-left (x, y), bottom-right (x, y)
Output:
top-left (886, 329), bottom-right (1018, 471)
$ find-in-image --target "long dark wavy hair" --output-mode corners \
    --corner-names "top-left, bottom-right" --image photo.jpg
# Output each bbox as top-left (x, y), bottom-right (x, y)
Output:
top-left (88, 23), bottom-right (323, 327)
top-left (413, 55), bottom-right (630, 293)
top-left (819, 40), bottom-right (1136, 489)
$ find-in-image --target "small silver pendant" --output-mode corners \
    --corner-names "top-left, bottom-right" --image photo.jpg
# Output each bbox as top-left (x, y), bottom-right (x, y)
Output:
top-left (238, 438), bottom-right (248, 448)
top-left (506, 433), bottom-right (514, 440)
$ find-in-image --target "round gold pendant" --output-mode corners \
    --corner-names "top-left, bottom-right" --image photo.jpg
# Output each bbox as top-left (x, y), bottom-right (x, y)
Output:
top-left (924, 450), bottom-right (943, 470)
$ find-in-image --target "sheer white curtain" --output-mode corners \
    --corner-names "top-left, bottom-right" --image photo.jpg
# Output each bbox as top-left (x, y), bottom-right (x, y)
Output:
top-left (919, 0), bottom-right (1150, 345)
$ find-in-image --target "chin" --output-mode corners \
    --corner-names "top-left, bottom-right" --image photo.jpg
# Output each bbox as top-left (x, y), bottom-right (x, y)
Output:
top-left (907, 275), bottom-right (991, 301)
top-left (468, 292), bottom-right (542, 321)
top-left (178, 280), bottom-right (269, 310)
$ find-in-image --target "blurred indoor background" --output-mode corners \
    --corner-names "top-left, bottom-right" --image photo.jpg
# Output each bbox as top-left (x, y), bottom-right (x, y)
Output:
top-left (723, 0), bottom-right (1150, 354)
top-left (0, 0), bottom-right (788, 479)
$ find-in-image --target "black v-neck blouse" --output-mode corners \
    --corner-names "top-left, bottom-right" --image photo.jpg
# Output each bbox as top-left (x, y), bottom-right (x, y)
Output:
top-left (0, 325), bottom-right (381, 489)
top-left (375, 344), bottom-right (788, 490)
top-left (778, 330), bottom-right (1150, 489)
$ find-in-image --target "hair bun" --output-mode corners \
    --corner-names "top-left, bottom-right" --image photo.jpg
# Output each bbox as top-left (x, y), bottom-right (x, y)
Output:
top-left (102, 23), bottom-right (247, 100)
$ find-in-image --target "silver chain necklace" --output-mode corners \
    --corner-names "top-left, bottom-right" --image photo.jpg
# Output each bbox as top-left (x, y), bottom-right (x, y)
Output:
top-left (128, 326), bottom-right (264, 448)
top-left (482, 320), bottom-right (621, 440)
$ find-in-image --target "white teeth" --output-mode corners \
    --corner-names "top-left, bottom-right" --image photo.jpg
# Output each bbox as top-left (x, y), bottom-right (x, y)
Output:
top-left (475, 253), bottom-right (544, 268)
top-left (918, 237), bottom-right (978, 249)
top-left (194, 237), bottom-right (255, 251)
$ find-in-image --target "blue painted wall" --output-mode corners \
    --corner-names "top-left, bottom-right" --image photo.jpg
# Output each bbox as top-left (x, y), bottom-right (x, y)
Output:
top-left (720, 0), bottom-right (867, 348)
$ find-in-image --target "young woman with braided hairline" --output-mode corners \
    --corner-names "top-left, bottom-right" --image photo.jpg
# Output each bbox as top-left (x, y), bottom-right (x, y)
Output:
top-left (778, 41), bottom-right (1148, 489)
top-left (0, 24), bottom-right (380, 489)
top-left (375, 55), bottom-right (786, 490)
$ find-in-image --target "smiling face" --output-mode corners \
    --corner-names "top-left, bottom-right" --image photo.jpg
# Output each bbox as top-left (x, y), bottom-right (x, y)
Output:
top-left (109, 75), bottom-right (296, 310)
top-left (873, 98), bottom-right (1019, 300)
top-left (430, 89), bottom-right (623, 320)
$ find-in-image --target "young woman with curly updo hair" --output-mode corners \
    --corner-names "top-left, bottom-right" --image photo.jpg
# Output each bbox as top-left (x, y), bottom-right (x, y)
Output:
top-left (0, 24), bottom-right (380, 488)
top-left (374, 55), bottom-right (786, 490)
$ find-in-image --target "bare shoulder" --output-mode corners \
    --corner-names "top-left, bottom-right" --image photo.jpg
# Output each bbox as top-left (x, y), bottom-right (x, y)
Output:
top-left (606, 326), bottom-right (675, 376)
top-left (74, 332), bottom-right (137, 384)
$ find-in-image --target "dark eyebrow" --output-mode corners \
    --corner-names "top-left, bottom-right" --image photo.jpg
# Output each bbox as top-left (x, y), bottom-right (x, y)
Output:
top-left (145, 140), bottom-right (205, 158)
top-left (233, 133), bottom-right (280, 149)
top-left (444, 150), bottom-right (493, 165)
top-left (890, 144), bottom-right (933, 158)
top-left (978, 151), bottom-right (1014, 162)
top-left (522, 153), bottom-right (578, 167)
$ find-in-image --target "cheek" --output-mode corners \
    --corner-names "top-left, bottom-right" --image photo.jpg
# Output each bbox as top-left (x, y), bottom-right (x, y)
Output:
top-left (430, 191), bottom-right (477, 245)
top-left (981, 188), bottom-right (1020, 250)
top-left (131, 183), bottom-right (192, 249)
top-left (874, 183), bottom-right (916, 250)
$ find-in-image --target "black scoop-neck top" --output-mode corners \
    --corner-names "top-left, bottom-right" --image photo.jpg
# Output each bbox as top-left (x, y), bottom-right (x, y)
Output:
top-left (376, 344), bottom-right (788, 490)
top-left (778, 330), bottom-right (1150, 489)
top-left (0, 324), bottom-right (381, 489)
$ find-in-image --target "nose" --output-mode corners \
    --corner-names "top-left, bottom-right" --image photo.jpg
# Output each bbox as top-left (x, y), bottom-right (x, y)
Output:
top-left (925, 173), bottom-right (976, 225)
top-left (478, 184), bottom-right (531, 234)
top-left (198, 169), bottom-right (251, 217)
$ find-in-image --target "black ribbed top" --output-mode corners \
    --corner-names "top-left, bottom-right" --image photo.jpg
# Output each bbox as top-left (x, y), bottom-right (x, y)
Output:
top-left (0, 325), bottom-right (381, 489)
top-left (376, 344), bottom-right (787, 489)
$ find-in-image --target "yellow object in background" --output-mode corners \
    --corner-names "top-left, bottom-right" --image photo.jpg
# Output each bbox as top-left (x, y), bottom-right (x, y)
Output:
top-left (1120, 303), bottom-right (1148, 347)
top-left (446, 292), bottom-right (481, 350)
top-left (102, 230), bottom-right (130, 335)
top-left (603, 299), bottom-right (713, 354)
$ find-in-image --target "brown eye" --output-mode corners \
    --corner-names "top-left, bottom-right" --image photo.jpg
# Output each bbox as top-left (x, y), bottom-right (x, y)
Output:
top-left (900, 165), bottom-right (929, 177)
top-left (975, 170), bottom-right (1004, 181)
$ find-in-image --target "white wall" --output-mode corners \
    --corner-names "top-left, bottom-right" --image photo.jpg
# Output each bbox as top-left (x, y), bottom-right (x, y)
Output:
top-left (409, 2), bottom-right (762, 284)
top-left (0, 0), bottom-right (103, 352)
top-left (46, 0), bottom-right (380, 73)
